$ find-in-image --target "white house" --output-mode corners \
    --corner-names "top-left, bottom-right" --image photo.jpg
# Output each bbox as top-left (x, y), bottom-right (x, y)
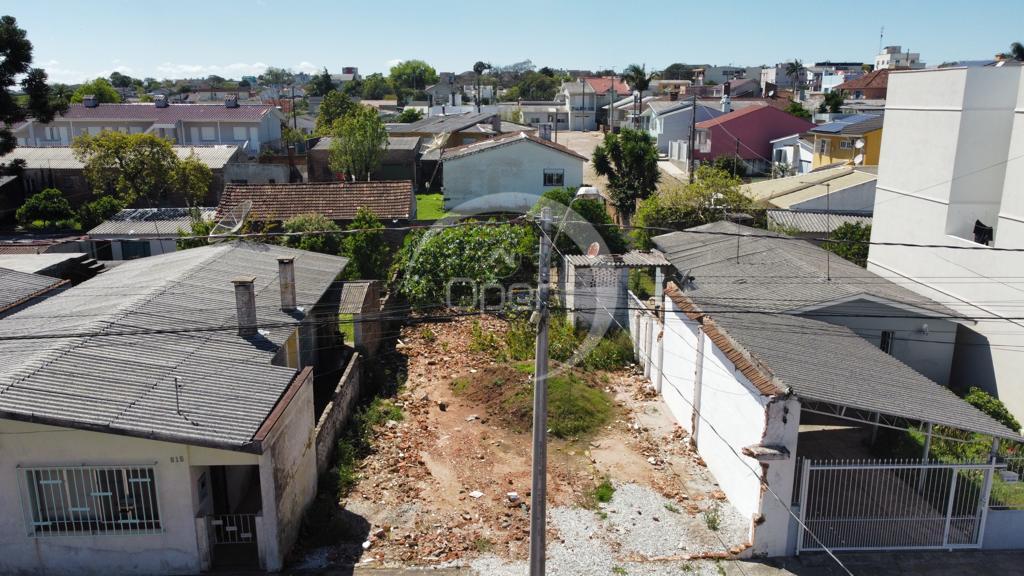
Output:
top-left (86, 207), bottom-right (217, 260)
top-left (642, 100), bottom-right (723, 154)
top-left (874, 45), bottom-right (925, 70)
top-left (0, 243), bottom-right (350, 575)
top-left (559, 77), bottom-right (631, 131)
top-left (769, 134), bottom-right (813, 175)
top-left (868, 65), bottom-right (1024, 419)
top-left (441, 131), bottom-right (586, 212)
top-left (13, 99), bottom-right (284, 154)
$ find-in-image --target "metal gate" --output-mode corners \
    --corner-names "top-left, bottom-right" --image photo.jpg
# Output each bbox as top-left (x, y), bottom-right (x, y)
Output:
top-left (797, 459), bottom-right (998, 552)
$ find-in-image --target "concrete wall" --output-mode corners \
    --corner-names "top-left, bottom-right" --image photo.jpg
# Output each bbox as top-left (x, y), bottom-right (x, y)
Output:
top-left (442, 139), bottom-right (584, 212)
top-left (257, 370), bottom-right (318, 571)
top-left (868, 66), bottom-right (1024, 421)
top-left (982, 509), bottom-right (1024, 549)
top-left (223, 162), bottom-right (290, 185)
top-left (788, 179), bottom-right (876, 212)
top-left (0, 418), bottom-right (256, 576)
top-left (314, 354), bottom-right (363, 474)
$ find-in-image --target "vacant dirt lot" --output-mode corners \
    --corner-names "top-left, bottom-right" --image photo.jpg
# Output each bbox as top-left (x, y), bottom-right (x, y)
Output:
top-left (296, 316), bottom-right (752, 572)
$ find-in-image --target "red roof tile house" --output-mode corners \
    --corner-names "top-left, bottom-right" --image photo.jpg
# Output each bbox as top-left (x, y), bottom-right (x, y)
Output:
top-left (217, 181), bottom-right (416, 226)
top-left (834, 68), bottom-right (893, 100)
top-left (691, 105), bottom-right (815, 175)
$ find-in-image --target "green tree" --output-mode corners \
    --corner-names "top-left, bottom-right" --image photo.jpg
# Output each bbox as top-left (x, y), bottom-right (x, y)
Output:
top-left (281, 213), bottom-right (343, 255)
top-left (329, 104), bottom-right (389, 181)
top-left (259, 66), bottom-right (294, 87)
top-left (823, 222), bottom-right (871, 267)
top-left (620, 64), bottom-right (658, 124)
top-left (389, 60), bottom-right (438, 91)
top-left (206, 74), bottom-right (225, 88)
top-left (660, 63), bottom-right (695, 81)
top-left (818, 90), bottom-right (846, 113)
top-left (175, 153), bottom-right (214, 206)
top-left (360, 73), bottom-right (391, 99)
top-left (998, 42), bottom-right (1024, 62)
top-left (514, 71), bottom-right (558, 100)
top-left (784, 59), bottom-right (805, 89)
top-left (176, 206), bottom-right (214, 250)
top-left (396, 108), bottom-right (423, 123)
top-left (16, 188), bottom-right (76, 229)
top-left (314, 90), bottom-right (355, 135)
top-left (533, 188), bottom-right (628, 257)
top-left (309, 67), bottom-right (336, 97)
top-left (0, 15), bottom-right (67, 156)
top-left (592, 128), bottom-right (660, 224)
top-left (342, 207), bottom-right (392, 280)
top-left (77, 195), bottom-right (123, 230)
top-left (712, 155), bottom-right (747, 178)
top-left (472, 61), bottom-right (491, 110)
top-left (632, 166), bottom-right (749, 249)
top-left (785, 101), bottom-right (811, 120)
top-left (108, 71), bottom-right (133, 89)
top-left (71, 78), bottom-right (121, 103)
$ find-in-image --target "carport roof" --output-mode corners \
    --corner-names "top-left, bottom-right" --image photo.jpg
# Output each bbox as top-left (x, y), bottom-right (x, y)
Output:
top-left (665, 283), bottom-right (1021, 440)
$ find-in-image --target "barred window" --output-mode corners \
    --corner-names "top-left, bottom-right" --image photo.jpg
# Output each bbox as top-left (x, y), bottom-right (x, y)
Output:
top-left (20, 465), bottom-right (162, 536)
top-left (543, 169), bottom-right (564, 187)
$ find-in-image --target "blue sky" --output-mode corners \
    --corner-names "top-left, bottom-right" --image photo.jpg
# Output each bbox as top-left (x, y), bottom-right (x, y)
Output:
top-left (6, 1), bottom-right (1018, 84)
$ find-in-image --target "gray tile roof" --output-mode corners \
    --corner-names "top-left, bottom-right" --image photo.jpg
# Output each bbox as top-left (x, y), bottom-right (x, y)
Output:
top-left (87, 208), bottom-right (217, 237)
top-left (767, 210), bottom-right (872, 234)
top-left (565, 251), bottom-right (670, 268)
top-left (1, 145), bottom-right (241, 170)
top-left (0, 243), bottom-right (348, 451)
top-left (652, 221), bottom-right (959, 318)
top-left (339, 280), bottom-right (374, 314)
top-left (399, 112), bottom-right (496, 134)
top-left (0, 268), bottom-right (66, 315)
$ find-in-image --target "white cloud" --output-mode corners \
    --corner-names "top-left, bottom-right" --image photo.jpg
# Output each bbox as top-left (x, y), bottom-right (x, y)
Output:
top-left (386, 59), bottom-right (404, 68)
top-left (296, 61), bottom-right (319, 74)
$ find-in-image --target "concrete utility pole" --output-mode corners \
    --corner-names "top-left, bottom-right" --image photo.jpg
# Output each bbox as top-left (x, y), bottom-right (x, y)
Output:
top-left (529, 207), bottom-right (552, 576)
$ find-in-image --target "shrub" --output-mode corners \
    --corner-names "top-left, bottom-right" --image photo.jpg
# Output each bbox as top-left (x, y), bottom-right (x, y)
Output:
top-left (704, 503), bottom-right (721, 531)
top-left (965, 387), bottom-right (1021, 431)
top-left (342, 207), bottom-right (391, 280)
top-left (546, 373), bottom-right (614, 438)
top-left (77, 196), bottom-right (123, 230)
top-left (281, 213), bottom-right (343, 255)
top-left (16, 188), bottom-right (76, 229)
top-left (823, 222), bottom-right (871, 267)
top-left (580, 330), bottom-right (634, 371)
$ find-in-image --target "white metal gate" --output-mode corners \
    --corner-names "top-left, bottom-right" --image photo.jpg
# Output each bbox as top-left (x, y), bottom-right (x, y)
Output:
top-left (797, 459), bottom-right (998, 552)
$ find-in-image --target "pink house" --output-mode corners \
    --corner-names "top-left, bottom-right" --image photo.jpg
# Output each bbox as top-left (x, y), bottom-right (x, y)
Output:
top-left (693, 105), bottom-right (815, 174)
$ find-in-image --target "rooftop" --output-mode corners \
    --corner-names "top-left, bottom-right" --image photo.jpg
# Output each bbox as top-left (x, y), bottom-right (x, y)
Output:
top-left (397, 112), bottom-right (497, 134)
top-left (218, 181), bottom-right (415, 222)
top-left (766, 210), bottom-right (873, 234)
top-left (810, 113), bottom-right (885, 135)
top-left (0, 242), bottom-right (348, 451)
top-left (441, 131), bottom-right (588, 162)
top-left (38, 102), bottom-right (277, 123)
top-left (742, 166), bottom-right (878, 209)
top-left (1, 145), bottom-right (241, 170)
top-left (0, 267), bottom-right (67, 315)
top-left (835, 68), bottom-right (893, 92)
top-left (88, 207), bottom-right (217, 237)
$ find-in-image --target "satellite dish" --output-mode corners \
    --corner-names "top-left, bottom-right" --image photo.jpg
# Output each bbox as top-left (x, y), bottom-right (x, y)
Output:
top-left (586, 242), bottom-right (601, 257)
top-left (768, 90), bottom-right (776, 97)
top-left (854, 138), bottom-right (865, 149)
top-left (853, 153), bottom-right (865, 165)
top-left (209, 199), bottom-right (252, 243)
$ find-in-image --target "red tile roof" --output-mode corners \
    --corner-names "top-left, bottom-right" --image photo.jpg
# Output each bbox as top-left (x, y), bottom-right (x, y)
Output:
top-left (835, 69), bottom-right (892, 91)
top-left (441, 131), bottom-right (588, 162)
top-left (584, 77), bottom-right (631, 95)
top-left (695, 104), bottom-right (769, 128)
top-left (54, 103), bottom-right (276, 123)
top-left (217, 181), bottom-right (415, 222)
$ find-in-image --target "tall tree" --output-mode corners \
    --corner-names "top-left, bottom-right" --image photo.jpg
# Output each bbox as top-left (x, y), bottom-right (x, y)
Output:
top-left (660, 63), bottom-right (695, 81)
top-left (206, 74), bottom-right (225, 88)
top-left (71, 78), bottom-right (121, 103)
top-left (342, 207), bottom-right (392, 280)
top-left (592, 128), bottom-right (660, 224)
top-left (998, 42), bottom-right (1024, 61)
top-left (389, 60), bottom-right (438, 91)
top-left (314, 90), bottom-right (355, 135)
top-left (784, 59), bottom-right (805, 89)
top-left (0, 15), bottom-right (66, 156)
top-left (620, 64), bottom-right (658, 126)
top-left (329, 104), bottom-right (389, 181)
top-left (472, 61), bottom-right (491, 111)
top-left (309, 67), bottom-right (336, 97)
top-left (360, 73), bottom-right (390, 99)
top-left (73, 131), bottom-right (212, 207)
top-left (259, 66), bottom-right (294, 87)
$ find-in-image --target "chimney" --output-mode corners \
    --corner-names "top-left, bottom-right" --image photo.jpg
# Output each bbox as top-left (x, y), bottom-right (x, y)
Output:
top-left (232, 276), bottom-right (258, 337)
top-left (669, 90), bottom-right (679, 101)
top-left (278, 257), bottom-right (296, 311)
top-left (721, 81), bottom-right (732, 113)
top-left (83, 94), bottom-right (98, 108)
top-left (154, 94), bottom-right (169, 108)
top-left (225, 94), bottom-right (239, 108)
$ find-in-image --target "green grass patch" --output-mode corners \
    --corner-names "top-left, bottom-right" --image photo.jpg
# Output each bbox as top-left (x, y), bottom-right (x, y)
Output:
top-left (472, 537), bottom-right (493, 553)
top-left (593, 477), bottom-right (615, 503)
top-left (579, 330), bottom-right (634, 371)
top-left (451, 376), bottom-right (471, 395)
top-left (703, 503), bottom-right (721, 531)
top-left (416, 193), bottom-right (447, 220)
top-left (664, 502), bottom-right (680, 514)
top-left (338, 313), bottom-right (355, 346)
top-left (628, 269), bottom-right (655, 300)
top-left (513, 361), bottom-right (535, 374)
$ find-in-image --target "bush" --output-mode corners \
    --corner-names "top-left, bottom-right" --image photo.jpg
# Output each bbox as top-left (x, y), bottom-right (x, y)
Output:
top-left (281, 213), bottom-right (343, 255)
top-left (342, 207), bottom-right (391, 280)
top-left (823, 222), bottom-right (871, 267)
top-left (16, 188), bottom-right (77, 230)
top-left (501, 371), bottom-right (613, 439)
top-left (580, 330), bottom-right (634, 371)
top-left (532, 188), bottom-right (628, 256)
top-left (78, 196), bottom-right (123, 230)
top-left (965, 387), bottom-right (1021, 431)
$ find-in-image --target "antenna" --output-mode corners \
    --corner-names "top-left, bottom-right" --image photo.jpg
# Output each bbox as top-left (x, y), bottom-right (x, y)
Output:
top-left (879, 26), bottom-right (885, 52)
top-left (208, 199), bottom-right (252, 243)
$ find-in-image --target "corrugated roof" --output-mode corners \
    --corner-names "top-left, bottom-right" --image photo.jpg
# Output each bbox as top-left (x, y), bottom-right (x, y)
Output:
top-left (399, 112), bottom-right (496, 134)
top-left (1, 145), bottom-right (241, 170)
top-left (742, 167), bottom-right (877, 209)
top-left (810, 114), bottom-right (885, 135)
top-left (0, 267), bottom-right (66, 314)
top-left (88, 208), bottom-right (217, 237)
top-left (339, 280), bottom-right (374, 314)
top-left (664, 283), bottom-right (1019, 440)
top-left (218, 181), bottom-right (415, 221)
top-left (835, 68), bottom-right (892, 91)
top-left (313, 135), bottom-right (422, 152)
top-left (766, 210), bottom-right (873, 233)
top-left (0, 253), bottom-right (88, 275)
top-left (0, 243), bottom-right (348, 451)
top-left (565, 251), bottom-right (670, 268)
top-left (652, 221), bottom-right (959, 318)
top-left (441, 131), bottom-right (588, 162)
top-left (48, 102), bottom-right (275, 122)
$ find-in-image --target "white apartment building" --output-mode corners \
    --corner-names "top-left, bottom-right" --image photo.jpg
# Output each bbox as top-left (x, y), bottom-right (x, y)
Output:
top-left (868, 65), bottom-right (1024, 420)
top-left (874, 45), bottom-right (925, 70)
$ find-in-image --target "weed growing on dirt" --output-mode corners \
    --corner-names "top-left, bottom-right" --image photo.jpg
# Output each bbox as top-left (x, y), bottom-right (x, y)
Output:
top-left (420, 326), bottom-right (437, 343)
top-left (503, 318), bottom-right (534, 361)
top-left (546, 374), bottom-right (615, 438)
top-left (594, 478), bottom-right (615, 503)
top-left (612, 566), bottom-right (628, 575)
top-left (335, 398), bottom-right (404, 499)
top-left (469, 319), bottom-right (502, 354)
top-left (664, 502), bottom-right (680, 514)
top-left (580, 330), bottom-right (634, 371)
top-left (704, 503), bottom-right (722, 531)
top-left (472, 537), bottom-right (493, 553)
top-left (596, 510), bottom-right (608, 520)
top-left (451, 376), bottom-right (470, 394)
top-left (715, 560), bottom-right (726, 575)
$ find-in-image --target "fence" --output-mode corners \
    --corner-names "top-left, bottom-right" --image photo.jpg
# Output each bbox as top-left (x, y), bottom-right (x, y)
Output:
top-left (797, 459), bottom-right (999, 552)
top-left (313, 353), bottom-right (363, 474)
top-left (207, 514), bottom-right (257, 545)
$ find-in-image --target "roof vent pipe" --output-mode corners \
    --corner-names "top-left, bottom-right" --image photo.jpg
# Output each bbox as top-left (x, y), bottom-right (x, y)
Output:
top-left (232, 276), bottom-right (258, 337)
top-left (278, 257), bottom-right (297, 311)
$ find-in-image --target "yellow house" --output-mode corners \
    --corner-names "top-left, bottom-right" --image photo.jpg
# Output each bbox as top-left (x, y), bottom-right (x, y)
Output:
top-left (809, 114), bottom-right (884, 169)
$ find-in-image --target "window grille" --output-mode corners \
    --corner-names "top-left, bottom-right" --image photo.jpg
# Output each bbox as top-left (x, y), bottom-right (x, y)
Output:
top-left (19, 465), bottom-right (162, 536)
top-left (543, 169), bottom-right (565, 187)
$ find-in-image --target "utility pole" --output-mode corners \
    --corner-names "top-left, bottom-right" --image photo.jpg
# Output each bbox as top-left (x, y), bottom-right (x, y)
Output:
top-left (688, 94), bottom-right (698, 183)
top-left (529, 207), bottom-right (552, 576)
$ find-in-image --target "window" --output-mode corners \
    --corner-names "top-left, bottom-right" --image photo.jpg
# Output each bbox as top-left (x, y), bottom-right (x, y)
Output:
top-left (543, 169), bottom-right (564, 187)
top-left (120, 240), bottom-right (151, 260)
top-left (200, 126), bottom-right (216, 141)
top-left (839, 140), bottom-right (853, 150)
top-left (879, 330), bottom-right (895, 355)
top-left (20, 465), bottom-right (162, 536)
top-left (816, 139), bottom-right (830, 154)
top-left (233, 126), bottom-right (248, 141)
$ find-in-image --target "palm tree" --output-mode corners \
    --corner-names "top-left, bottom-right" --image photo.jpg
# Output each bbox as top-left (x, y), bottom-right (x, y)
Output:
top-left (620, 64), bottom-right (658, 127)
top-left (51, 83), bottom-right (72, 108)
top-left (472, 61), bottom-right (491, 112)
top-left (998, 42), bottom-right (1024, 61)
top-left (784, 59), bottom-right (805, 89)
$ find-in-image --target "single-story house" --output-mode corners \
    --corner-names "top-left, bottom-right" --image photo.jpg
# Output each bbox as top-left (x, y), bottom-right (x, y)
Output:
top-left (0, 242), bottom-right (352, 574)
top-left (307, 136), bottom-right (421, 185)
top-left (691, 106), bottom-right (816, 175)
top-left (769, 134), bottom-right (813, 175)
top-left (808, 113), bottom-right (884, 169)
top-left (642, 222), bottom-right (1022, 556)
top-left (834, 68), bottom-right (893, 100)
top-left (86, 207), bottom-right (217, 260)
top-left (0, 266), bottom-right (68, 319)
top-left (742, 165), bottom-right (877, 212)
top-left (440, 131), bottom-right (586, 212)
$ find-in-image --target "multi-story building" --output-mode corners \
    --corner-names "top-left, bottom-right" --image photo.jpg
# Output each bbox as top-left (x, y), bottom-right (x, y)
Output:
top-left (559, 77), bottom-right (631, 131)
top-left (874, 45), bottom-right (925, 70)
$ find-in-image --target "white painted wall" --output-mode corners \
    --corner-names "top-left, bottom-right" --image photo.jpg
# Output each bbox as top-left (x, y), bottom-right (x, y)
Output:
top-left (787, 179), bottom-right (876, 212)
top-left (868, 66), bottom-right (1024, 422)
top-left (442, 139), bottom-right (584, 212)
top-left (0, 419), bottom-right (256, 576)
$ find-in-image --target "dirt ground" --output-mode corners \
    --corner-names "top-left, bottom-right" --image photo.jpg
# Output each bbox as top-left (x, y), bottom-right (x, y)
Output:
top-left (295, 316), bottom-right (753, 571)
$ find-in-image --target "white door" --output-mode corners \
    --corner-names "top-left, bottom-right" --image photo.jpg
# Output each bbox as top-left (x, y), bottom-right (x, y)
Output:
top-left (190, 127), bottom-right (200, 144)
